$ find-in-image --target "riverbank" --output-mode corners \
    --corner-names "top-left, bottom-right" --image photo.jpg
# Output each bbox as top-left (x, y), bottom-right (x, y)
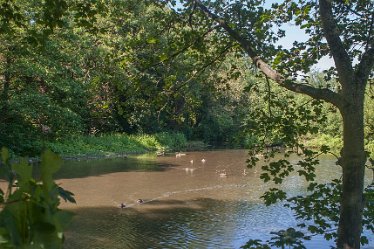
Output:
top-left (45, 132), bottom-right (210, 159)
top-left (302, 134), bottom-right (374, 158)
top-left (47, 133), bottom-right (344, 162)
top-left (6, 131), bottom-right (372, 162)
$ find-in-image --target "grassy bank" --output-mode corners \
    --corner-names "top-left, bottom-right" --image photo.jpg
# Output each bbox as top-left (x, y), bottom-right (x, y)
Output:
top-left (302, 133), bottom-right (374, 159)
top-left (302, 134), bottom-right (343, 154)
top-left (46, 132), bottom-right (188, 158)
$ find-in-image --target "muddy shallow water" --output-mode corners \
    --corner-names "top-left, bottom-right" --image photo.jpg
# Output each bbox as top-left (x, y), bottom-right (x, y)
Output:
top-left (54, 150), bottom-right (373, 249)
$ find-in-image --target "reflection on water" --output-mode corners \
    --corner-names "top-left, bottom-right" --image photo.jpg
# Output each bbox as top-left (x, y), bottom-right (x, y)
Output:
top-left (55, 156), bottom-right (175, 179)
top-left (64, 199), bottom-right (299, 249)
top-left (59, 150), bottom-right (373, 249)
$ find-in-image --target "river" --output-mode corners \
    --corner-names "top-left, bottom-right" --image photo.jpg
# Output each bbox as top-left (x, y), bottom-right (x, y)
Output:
top-left (57, 150), bottom-right (373, 249)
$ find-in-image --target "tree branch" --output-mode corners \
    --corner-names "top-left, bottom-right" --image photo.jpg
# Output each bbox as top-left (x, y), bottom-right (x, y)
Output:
top-left (173, 43), bottom-right (234, 91)
top-left (193, 0), bottom-right (345, 108)
top-left (146, 27), bottom-right (215, 69)
top-left (355, 47), bottom-right (374, 84)
top-left (319, 0), bottom-right (354, 86)
top-left (365, 10), bottom-right (374, 52)
top-left (265, 75), bottom-right (273, 117)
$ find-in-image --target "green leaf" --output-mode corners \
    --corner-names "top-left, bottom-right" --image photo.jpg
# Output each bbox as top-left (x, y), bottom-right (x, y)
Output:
top-left (54, 210), bottom-right (74, 230)
top-left (1, 148), bottom-right (9, 163)
top-left (12, 159), bottom-right (32, 185)
top-left (260, 173), bottom-right (270, 182)
top-left (57, 187), bottom-right (76, 204)
top-left (320, 145), bottom-right (330, 153)
top-left (40, 150), bottom-right (62, 191)
top-left (159, 54), bottom-right (168, 62)
top-left (147, 37), bottom-right (157, 44)
top-left (0, 228), bottom-right (9, 244)
top-left (360, 236), bottom-right (369, 245)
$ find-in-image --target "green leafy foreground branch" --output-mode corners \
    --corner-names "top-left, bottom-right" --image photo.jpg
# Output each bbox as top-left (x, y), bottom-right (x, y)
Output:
top-left (0, 148), bottom-right (75, 249)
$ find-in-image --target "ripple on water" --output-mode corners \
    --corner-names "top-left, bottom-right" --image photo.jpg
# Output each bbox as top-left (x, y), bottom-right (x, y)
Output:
top-left (62, 151), bottom-right (374, 249)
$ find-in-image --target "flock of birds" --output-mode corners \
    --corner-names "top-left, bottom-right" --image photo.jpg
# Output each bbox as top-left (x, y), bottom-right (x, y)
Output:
top-left (119, 152), bottom-right (252, 209)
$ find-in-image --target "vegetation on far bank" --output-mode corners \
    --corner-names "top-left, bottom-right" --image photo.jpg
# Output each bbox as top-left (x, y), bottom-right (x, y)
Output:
top-left (46, 132), bottom-right (188, 157)
top-left (1, 0), bottom-right (372, 160)
top-left (42, 131), bottom-right (374, 160)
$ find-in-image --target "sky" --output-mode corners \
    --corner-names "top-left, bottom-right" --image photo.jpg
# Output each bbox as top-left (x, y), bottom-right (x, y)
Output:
top-left (276, 23), bottom-right (335, 71)
top-left (263, 0), bottom-right (335, 70)
top-left (173, 0), bottom-right (335, 71)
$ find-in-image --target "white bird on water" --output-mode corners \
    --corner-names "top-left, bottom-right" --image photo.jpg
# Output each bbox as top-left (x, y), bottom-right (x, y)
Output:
top-left (201, 159), bottom-right (206, 163)
top-left (175, 152), bottom-right (187, 158)
top-left (219, 170), bottom-right (227, 177)
top-left (190, 159), bottom-right (194, 164)
top-left (184, 167), bottom-right (196, 174)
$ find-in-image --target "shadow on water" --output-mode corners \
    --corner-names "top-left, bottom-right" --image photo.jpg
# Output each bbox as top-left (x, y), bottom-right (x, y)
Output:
top-left (58, 151), bottom-right (373, 248)
top-left (63, 197), bottom-right (374, 249)
top-left (63, 198), bottom-right (280, 249)
top-left (51, 156), bottom-right (177, 180)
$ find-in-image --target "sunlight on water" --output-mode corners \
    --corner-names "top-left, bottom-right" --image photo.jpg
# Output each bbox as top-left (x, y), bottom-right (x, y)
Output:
top-left (59, 150), bottom-right (373, 249)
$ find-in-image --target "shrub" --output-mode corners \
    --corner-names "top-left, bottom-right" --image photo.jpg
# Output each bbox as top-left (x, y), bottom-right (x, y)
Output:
top-left (0, 148), bottom-right (75, 248)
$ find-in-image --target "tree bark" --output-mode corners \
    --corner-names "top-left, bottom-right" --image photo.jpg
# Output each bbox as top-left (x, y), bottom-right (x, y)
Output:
top-left (1, 55), bottom-right (11, 115)
top-left (319, 0), bottom-right (370, 247)
top-left (337, 83), bottom-right (367, 249)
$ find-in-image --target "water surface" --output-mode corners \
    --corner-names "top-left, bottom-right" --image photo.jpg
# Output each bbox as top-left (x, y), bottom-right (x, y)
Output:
top-left (58, 150), bottom-right (373, 249)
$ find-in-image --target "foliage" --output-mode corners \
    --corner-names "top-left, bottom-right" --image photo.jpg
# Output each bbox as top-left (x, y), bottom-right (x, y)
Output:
top-left (303, 134), bottom-right (342, 155)
top-left (241, 239), bottom-right (272, 249)
top-left (242, 78), bottom-right (373, 247)
top-left (1, 0), bottom-right (252, 156)
top-left (285, 180), bottom-right (374, 246)
top-left (155, 132), bottom-right (187, 152)
top-left (0, 148), bottom-right (75, 248)
top-left (47, 132), bottom-right (187, 157)
top-left (363, 184), bottom-right (374, 235)
top-left (185, 140), bottom-right (209, 151)
top-left (1, 0), bottom-right (373, 247)
top-left (241, 78), bottom-right (373, 247)
top-left (365, 86), bottom-right (374, 158)
top-left (242, 228), bottom-right (310, 249)
top-left (0, 4), bottom-right (90, 155)
top-left (167, 0), bottom-right (373, 247)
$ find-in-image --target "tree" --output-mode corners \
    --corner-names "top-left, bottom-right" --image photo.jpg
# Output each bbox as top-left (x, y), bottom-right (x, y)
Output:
top-left (1, 0), bottom-right (372, 247)
top-left (167, 0), bottom-right (374, 248)
top-left (0, 7), bottom-right (90, 154)
top-left (1, 0), bottom-right (249, 154)
top-left (85, 0), bottom-right (251, 139)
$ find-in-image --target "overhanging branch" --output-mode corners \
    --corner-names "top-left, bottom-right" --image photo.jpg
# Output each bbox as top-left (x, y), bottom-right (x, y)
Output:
top-left (319, 0), bottom-right (354, 86)
top-left (173, 43), bottom-right (234, 91)
top-left (355, 47), bottom-right (374, 84)
top-left (193, 0), bottom-right (345, 109)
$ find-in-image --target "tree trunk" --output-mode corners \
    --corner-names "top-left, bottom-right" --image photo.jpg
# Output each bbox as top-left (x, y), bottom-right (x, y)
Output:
top-left (337, 86), bottom-right (366, 249)
top-left (1, 55), bottom-right (11, 115)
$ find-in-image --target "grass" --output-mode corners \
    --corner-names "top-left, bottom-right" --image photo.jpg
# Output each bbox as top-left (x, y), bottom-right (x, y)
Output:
top-left (302, 133), bottom-right (374, 159)
top-left (366, 140), bottom-right (374, 159)
top-left (302, 134), bottom-right (343, 155)
top-left (46, 132), bottom-right (187, 158)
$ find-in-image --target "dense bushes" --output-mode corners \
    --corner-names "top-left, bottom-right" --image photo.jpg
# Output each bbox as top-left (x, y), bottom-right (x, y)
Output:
top-left (0, 1), bottom-right (251, 156)
top-left (0, 0), bottom-right (372, 159)
top-left (154, 132), bottom-right (187, 152)
top-left (46, 132), bottom-right (187, 157)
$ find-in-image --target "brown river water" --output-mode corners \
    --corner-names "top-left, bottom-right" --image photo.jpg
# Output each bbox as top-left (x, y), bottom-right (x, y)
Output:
top-left (18, 150), bottom-right (374, 248)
